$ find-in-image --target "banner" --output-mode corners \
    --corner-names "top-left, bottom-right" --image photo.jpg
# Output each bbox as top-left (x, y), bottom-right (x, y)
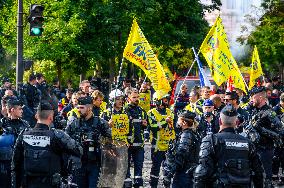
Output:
top-left (249, 45), bottom-right (263, 89)
top-left (163, 64), bottom-right (174, 82)
top-left (123, 19), bottom-right (171, 98)
top-left (199, 16), bottom-right (247, 93)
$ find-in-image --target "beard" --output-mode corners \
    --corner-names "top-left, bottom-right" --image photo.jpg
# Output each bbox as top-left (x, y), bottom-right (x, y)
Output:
top-left (253, 99), bottom-right (260, 108)
top-left (131, 100), bottom-right (139, 106)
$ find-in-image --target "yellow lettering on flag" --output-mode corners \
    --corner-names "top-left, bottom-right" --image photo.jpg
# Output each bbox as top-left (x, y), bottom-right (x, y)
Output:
top-left (123, 19), bottom-right (171, 98)
top-left (199, 16), bottom-right (247, 93)
top-left (249, 46), bottom-right (263, 90)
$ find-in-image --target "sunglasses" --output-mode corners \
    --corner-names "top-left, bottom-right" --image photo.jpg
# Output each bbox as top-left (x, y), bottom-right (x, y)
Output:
top-left (224, 99), bottom-right (233, 102)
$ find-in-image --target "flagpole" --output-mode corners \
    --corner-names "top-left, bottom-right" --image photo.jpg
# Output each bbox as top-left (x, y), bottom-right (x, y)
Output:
top-left (111, 57), bottom-right (124, 114)
top-left (173, 47), bottom-right (200, 108)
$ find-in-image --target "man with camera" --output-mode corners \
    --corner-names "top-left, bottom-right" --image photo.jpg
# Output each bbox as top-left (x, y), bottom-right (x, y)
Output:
top-left (65, 96), bottom-right (112, 188)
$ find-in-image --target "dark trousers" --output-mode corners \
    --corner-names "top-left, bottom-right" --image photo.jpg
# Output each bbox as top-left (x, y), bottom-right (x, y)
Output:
top-left (257, 148), bottom-right (274, 180)
top-left (73, 162), bottom-right (100, 188)
top-left (0, 160), bottom-right (11, 188)
top-left (126, 146), bottom-right (144, 187)
top-left (172, 170), bottom-right (193, 188)
top-left (150, 149), bottom-right (166, 188)
top-left (272, 147), bottom-right (284, 175)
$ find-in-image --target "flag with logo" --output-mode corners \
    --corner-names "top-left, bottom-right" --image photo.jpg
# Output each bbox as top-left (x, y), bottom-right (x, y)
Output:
top-left (123, 19), bottom-right (171, 98)
top-left (249, 45), bottom-right (263, 90)
top-left (199, 16), bottom-right (247, 93)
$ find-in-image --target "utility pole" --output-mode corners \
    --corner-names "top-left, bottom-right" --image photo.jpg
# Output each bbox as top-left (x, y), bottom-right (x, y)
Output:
top-left (16, 0), bottom-right (24, 91)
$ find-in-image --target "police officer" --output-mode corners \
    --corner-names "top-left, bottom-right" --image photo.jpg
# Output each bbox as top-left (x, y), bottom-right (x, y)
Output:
top-left (22, 74), bottom-right (40, 112)
top-left (194, 104), bottom-right (264, 187)
top-left (197, 99), bottom-right (219, 138)
top-left (250, 87), bottom-right (283, 187)
top-left (163, 111), bottom-right (200, 188)
top-left (65, 96), bottom-right (112, 188)
top-left (0, 98), bottom-right (29, 188)
top-left (124, 88), bottom-right (148, 188)
top-left (148, 92), bottom-right (175, 188)
top-left (11, 102), bottom-right (83, 188)
top-left (272, 92), bottom-right (284, 182)
top-left (224, 91), bottom-right (249, 133)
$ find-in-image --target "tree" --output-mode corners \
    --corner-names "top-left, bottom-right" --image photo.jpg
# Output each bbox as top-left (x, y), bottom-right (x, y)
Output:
top-left (238, 0), bottom-right (284, 78)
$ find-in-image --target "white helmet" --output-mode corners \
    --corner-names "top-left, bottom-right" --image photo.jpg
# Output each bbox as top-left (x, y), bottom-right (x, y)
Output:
top-left (109, 89), bottom-right (124, 101)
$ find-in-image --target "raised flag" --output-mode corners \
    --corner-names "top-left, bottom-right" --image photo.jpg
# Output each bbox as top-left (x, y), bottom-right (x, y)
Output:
top-left (123, 19), bottom-right (171, 98)
top-left (249, 45), bottom-right (263, 90)
top-left (199, 16), bottom-right (247, 93)
top-left (193, 47), bottom-right (211, 87)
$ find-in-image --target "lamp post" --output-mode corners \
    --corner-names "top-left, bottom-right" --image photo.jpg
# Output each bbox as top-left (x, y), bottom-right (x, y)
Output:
top-left (16, 0), bottom-right (24, 91)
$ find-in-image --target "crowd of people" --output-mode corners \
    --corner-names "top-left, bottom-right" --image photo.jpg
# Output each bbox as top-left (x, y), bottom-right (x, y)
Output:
top-left (0, 72), bottom-right (284, 188)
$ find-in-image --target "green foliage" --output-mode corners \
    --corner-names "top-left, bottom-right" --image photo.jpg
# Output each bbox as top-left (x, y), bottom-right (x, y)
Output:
top-left (0, 0), bottom-right (221, 83)
top-left (238, 0), bottom-right (284, 75)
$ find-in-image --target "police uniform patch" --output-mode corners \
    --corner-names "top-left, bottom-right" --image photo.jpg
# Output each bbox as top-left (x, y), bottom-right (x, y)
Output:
top-left (224, 139), bottom-right (249, 150)
top-left (23, 135), bottom-right (50, 147)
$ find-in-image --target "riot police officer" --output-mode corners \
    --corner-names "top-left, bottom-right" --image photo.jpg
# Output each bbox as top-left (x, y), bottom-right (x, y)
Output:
top-left (11, 102), bottom-right (83, 188)
top-left (65, 96), bottom-right (112, 188)
top-left (124, 88), bottom-right (148, 188)
top-left (163, 110), bottom-right (200, 188)
top-left (148, 91), bottom-right (175, 188)
top-left (0, 98), bottom-right (29, 188)
top-left (249, 87), bottom-right (283, 187)
top-left (194, 104), bottom-right (264, 187)
top-left (22, 74), bottom-right (40, 112)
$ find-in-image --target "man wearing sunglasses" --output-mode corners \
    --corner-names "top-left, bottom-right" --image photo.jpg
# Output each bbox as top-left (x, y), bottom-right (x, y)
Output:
top-left (65, 96), bottom-right (111, 188)
top-left (224, 91), bottom-right (249, 131)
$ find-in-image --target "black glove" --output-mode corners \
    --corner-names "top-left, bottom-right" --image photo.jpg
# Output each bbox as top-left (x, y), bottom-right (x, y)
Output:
top-left (163, 176), bottom-right (171, 188)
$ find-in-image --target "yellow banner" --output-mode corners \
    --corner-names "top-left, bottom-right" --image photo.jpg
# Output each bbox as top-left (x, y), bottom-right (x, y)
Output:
top-left (239, 66), bottom-right (251, 74)
top-left (163, 64), bottom-right (174, 82)
top-left (123, 19), bottom-right (171, 97)
top-left (249, 45), bottom-right (263, 89)
top-left (200, 16), bottom-right (247, 93)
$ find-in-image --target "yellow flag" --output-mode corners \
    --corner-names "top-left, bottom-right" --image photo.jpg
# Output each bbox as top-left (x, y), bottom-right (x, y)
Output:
top-left (200, 16), bottom-right (247, 93)
top-left (123, 19), bottom-right (171, 97)
top-left (239, 66), bottom-right (251, 74)
top-left (249, 46), bottom-right (263, 89)
top-left (163, 64), bottom-right (174, 82)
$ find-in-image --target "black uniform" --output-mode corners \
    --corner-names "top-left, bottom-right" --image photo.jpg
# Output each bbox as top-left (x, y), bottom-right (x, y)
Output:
top-left (11, 123), bottom-right (83, 188)
top-left (163, 111), bottom-right (200, 188)
top-left (197, 112), bottom-right (219, 138)
top-left (22, 83), bottom-right (40, 112)
top-left (194, 105), bottom-right (264, 188)
top-left (0, 116), bottom-right (29, 188)
top-left (272, 103), bottom-right (284, 180)
top-left (65, 96), bottom-right (111, 188)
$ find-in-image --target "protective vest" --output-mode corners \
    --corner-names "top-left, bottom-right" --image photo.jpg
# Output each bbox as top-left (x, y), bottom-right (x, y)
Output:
top-left (125, 104), bottom-right (147, 146)
top-left (22, 129), bottom-right (61, 177)
top-left (215, 133), bottom-right (251, 186)
top-left (150, 108), bottom-right (175, 151)
top-left (111, 112), bottom-right (129, 144)
top-left (139, 92), bottom-right (151, 113)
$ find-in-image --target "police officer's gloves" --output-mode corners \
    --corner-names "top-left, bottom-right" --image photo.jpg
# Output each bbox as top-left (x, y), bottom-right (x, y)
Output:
top-left (163, 176), bottom-right (171, 188)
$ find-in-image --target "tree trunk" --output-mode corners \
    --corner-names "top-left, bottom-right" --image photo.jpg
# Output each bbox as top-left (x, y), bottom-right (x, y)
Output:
top-left (56, 61), bottom-right (62, 87)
